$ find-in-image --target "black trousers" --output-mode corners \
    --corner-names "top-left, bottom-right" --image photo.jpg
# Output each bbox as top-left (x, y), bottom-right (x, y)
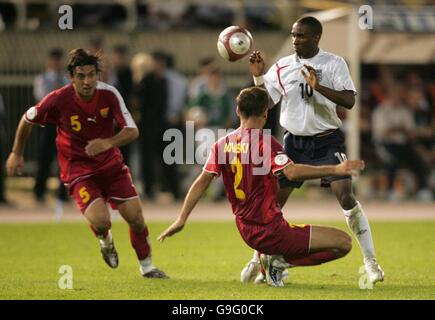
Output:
top-left (33, 124), bottom-right (68, 201)
top-left (139, 125), bottom-right (180, 200)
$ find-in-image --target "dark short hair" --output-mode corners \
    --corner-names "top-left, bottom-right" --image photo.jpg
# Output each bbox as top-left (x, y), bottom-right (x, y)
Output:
top-left (199, 56), bottom-right (214, 67)
top-left (67, 48), bottom-right (101, 76)
top-left (297, 16), bottom-right (322, 36)
top-left (237, 87), bottom-right (268, 118)
top-left (48, 48), bottom-right (64, 59)
top-left (152, 50), bottom-right (168, 64)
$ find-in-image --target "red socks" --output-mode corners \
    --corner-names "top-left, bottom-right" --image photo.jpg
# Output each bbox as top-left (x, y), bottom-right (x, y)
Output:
top-left (129, 226), bottom-right (151, 260)
top-left (286, 251), bottom-right (339, 266)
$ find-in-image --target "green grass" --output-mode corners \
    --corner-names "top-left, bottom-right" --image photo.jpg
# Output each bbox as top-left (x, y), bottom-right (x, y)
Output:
top-left (0, 220), bottom-right (434, 300)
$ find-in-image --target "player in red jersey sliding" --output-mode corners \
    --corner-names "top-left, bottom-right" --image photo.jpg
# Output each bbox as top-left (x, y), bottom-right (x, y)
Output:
top-left (158, 86), bottom-right (364, 287)
top-left (6, 48), bottom-right (167, 279)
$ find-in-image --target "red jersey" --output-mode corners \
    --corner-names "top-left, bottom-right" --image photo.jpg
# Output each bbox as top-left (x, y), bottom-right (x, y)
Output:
top-left (24, 81), bottom-right (137, 184)
top-left (204, 128), bottom-right (292, 225)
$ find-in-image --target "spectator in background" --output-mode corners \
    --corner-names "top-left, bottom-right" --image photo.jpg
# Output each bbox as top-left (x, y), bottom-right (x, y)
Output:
top-left (189, 56), bottom-right (217, 101)
top-left (162, 53), bottom-right (187, 198)
top-left (187, 67), bottom-right (232, 200)
top-left (369, 65), bottom-right (396, 106)
top-left (0, 94), bottom-right (8, 204)
top-left (130, 52), bottom-right (153, 124)
top-left (87, 36), bottom-right (111, 82)
top-left (372, 90), bottom-right (433, 202)
top-left (188, 67), bottom-right (232, 129)
top-left (136, 51), bottom-right (180, 201)
top-left (33, 48), bottom-right (70, 204)
top-left (165, 53), bottom-right (187, 128)
top-left (131, 53), bottom-right (153, 86)
top-left (109, 45), bottom-right (134, 165)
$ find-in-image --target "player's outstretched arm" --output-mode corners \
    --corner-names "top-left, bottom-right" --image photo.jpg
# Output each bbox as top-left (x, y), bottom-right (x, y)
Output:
top-left (249, 51), bottom-right (276, 108)
top-left (301, 64), bottom-right (355, 109)
top-left (283, 160), bottom-right (365, 181)
top-left (157, 171), bottom-right (215, 242)
top-left (6, 116), bottom-right (34, 176)
top-left (85, 127), bottom-right (139, 157)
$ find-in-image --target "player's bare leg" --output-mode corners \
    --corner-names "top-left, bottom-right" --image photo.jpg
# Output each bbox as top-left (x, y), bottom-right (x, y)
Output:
top-left (115, 198), bottom-right (168, 279)
top-left (84, 198), bottom-right (118, 268)
top-left (303, 225), bottom-right (352, 260)
top-left (241, 186), bottom-right (294, 283)
top-left (331, 179), bottom-right (384, 284)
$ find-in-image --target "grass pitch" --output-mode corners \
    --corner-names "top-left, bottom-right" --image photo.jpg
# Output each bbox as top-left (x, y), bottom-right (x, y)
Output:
top-left (0, 220), bottom-right (434, 300)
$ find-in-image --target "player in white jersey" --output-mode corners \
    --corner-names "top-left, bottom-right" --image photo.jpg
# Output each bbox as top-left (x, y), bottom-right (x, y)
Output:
top-left (240, 16), bottom-right (384, 285)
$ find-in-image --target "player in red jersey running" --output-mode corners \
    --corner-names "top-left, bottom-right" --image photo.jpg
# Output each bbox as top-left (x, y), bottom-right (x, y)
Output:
top-left (6, 48), bottom-right (167, 279)
top-left (158, 86), bottom-right (364, 287)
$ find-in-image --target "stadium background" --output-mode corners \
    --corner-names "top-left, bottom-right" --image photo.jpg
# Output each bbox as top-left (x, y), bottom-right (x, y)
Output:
top-left (0, 0), bottom-right (434, 300)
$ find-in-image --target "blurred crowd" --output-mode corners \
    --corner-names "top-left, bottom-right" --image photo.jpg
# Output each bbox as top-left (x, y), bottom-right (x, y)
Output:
top-left (359, 65), bottom-right (434, 201)
top-left (0, 2), bottom-right (281, 32)
top-left (0, 45), bottom-right (433, 206)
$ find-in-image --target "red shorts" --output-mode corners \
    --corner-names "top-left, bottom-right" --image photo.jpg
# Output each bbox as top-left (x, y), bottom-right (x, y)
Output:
top-left (68, 165), bottom-right (139, 214)
top-left (236, 214), bottom-right (311, 261)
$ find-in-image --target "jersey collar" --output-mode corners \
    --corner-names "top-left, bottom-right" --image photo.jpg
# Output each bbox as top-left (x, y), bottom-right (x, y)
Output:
top-left (294, 48), bottom-right (324, 64)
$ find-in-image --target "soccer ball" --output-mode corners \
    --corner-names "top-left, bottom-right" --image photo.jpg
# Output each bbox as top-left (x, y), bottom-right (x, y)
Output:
top-left (217, 26), bottom-right (253, 62)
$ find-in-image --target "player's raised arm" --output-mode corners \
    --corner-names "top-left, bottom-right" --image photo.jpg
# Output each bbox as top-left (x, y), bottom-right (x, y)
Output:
top-left (249, 51), bottom-right (265, 78)
top-left (6, 115), bottom-right (34, 176)
top-left (249, 51), bottom-right (278, 109)
top-left (157, 171), bottom-right (215, 242)
top-left (282, 159), bottom-right (365, 181)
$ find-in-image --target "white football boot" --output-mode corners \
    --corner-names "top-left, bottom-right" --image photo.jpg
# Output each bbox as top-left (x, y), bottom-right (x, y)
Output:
top-left (365, 258), bottom-right (384, 284)
top-left (259, 254), bottom-right (287, 287)
top-left (100, 241), bottom-right (119, 269)
top-left (240, 260), bottom-right (261, 283)
top-left (254, 268), bottom-right (288, 284)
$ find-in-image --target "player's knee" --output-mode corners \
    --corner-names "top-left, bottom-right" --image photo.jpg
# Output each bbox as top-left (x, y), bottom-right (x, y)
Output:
top-left (338, 193), bottom-right (357, 210)
top-left (93, 219), bottom-right (112, 234)
top-left (127, 207), bottom-right (144, 230)
top-left (339, 233), bottom-right (352, 255)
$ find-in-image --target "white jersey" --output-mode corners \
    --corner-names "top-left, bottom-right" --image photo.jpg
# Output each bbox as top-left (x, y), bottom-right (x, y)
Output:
top-left (264, 49), bottom-right (356, 136)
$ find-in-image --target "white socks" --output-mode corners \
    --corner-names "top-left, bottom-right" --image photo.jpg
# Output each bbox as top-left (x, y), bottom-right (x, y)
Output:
top-left (343, 201), bottom-right (376, 262)
top-left (139, 256), bottom-right (154, 274)
top-left (98, 230), bottom-right (113, 248)
top-left (252, 250), bottom-right (260, 262)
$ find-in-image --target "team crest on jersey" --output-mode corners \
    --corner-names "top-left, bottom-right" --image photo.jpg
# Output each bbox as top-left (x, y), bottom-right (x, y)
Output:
top-left (274, 154), bottom-right (289, 166)
top-left (315, 69), bottom-right (323, 82)
top-left (100, 107), bottom-right (109, 118)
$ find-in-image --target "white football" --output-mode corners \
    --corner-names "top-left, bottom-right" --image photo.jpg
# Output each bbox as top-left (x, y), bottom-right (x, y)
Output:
top-left (217, 26), bottom-right (253, 62)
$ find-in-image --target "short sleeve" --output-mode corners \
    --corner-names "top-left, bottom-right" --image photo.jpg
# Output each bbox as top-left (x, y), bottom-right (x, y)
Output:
top-left (270, 138), bottom-right (292, 175)
top-left (107, 85), bottom-right (137, 129)
top-left (24, 91), bottom-right (58, 127)
top-left (203, 142), bottom-right (220, 176)
top-left (264, 64), bottom-right (283, 105)
top-left (332, 57), bottom-right (356, 93)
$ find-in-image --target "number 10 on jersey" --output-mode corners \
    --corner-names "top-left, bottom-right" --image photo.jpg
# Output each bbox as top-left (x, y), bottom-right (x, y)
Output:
top-left (299, 82), bottom-right (313, 99)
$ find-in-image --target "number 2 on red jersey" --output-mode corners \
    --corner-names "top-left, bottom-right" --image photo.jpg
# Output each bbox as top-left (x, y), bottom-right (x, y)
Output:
top-left (230, 157), bottom-right (246, 200)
